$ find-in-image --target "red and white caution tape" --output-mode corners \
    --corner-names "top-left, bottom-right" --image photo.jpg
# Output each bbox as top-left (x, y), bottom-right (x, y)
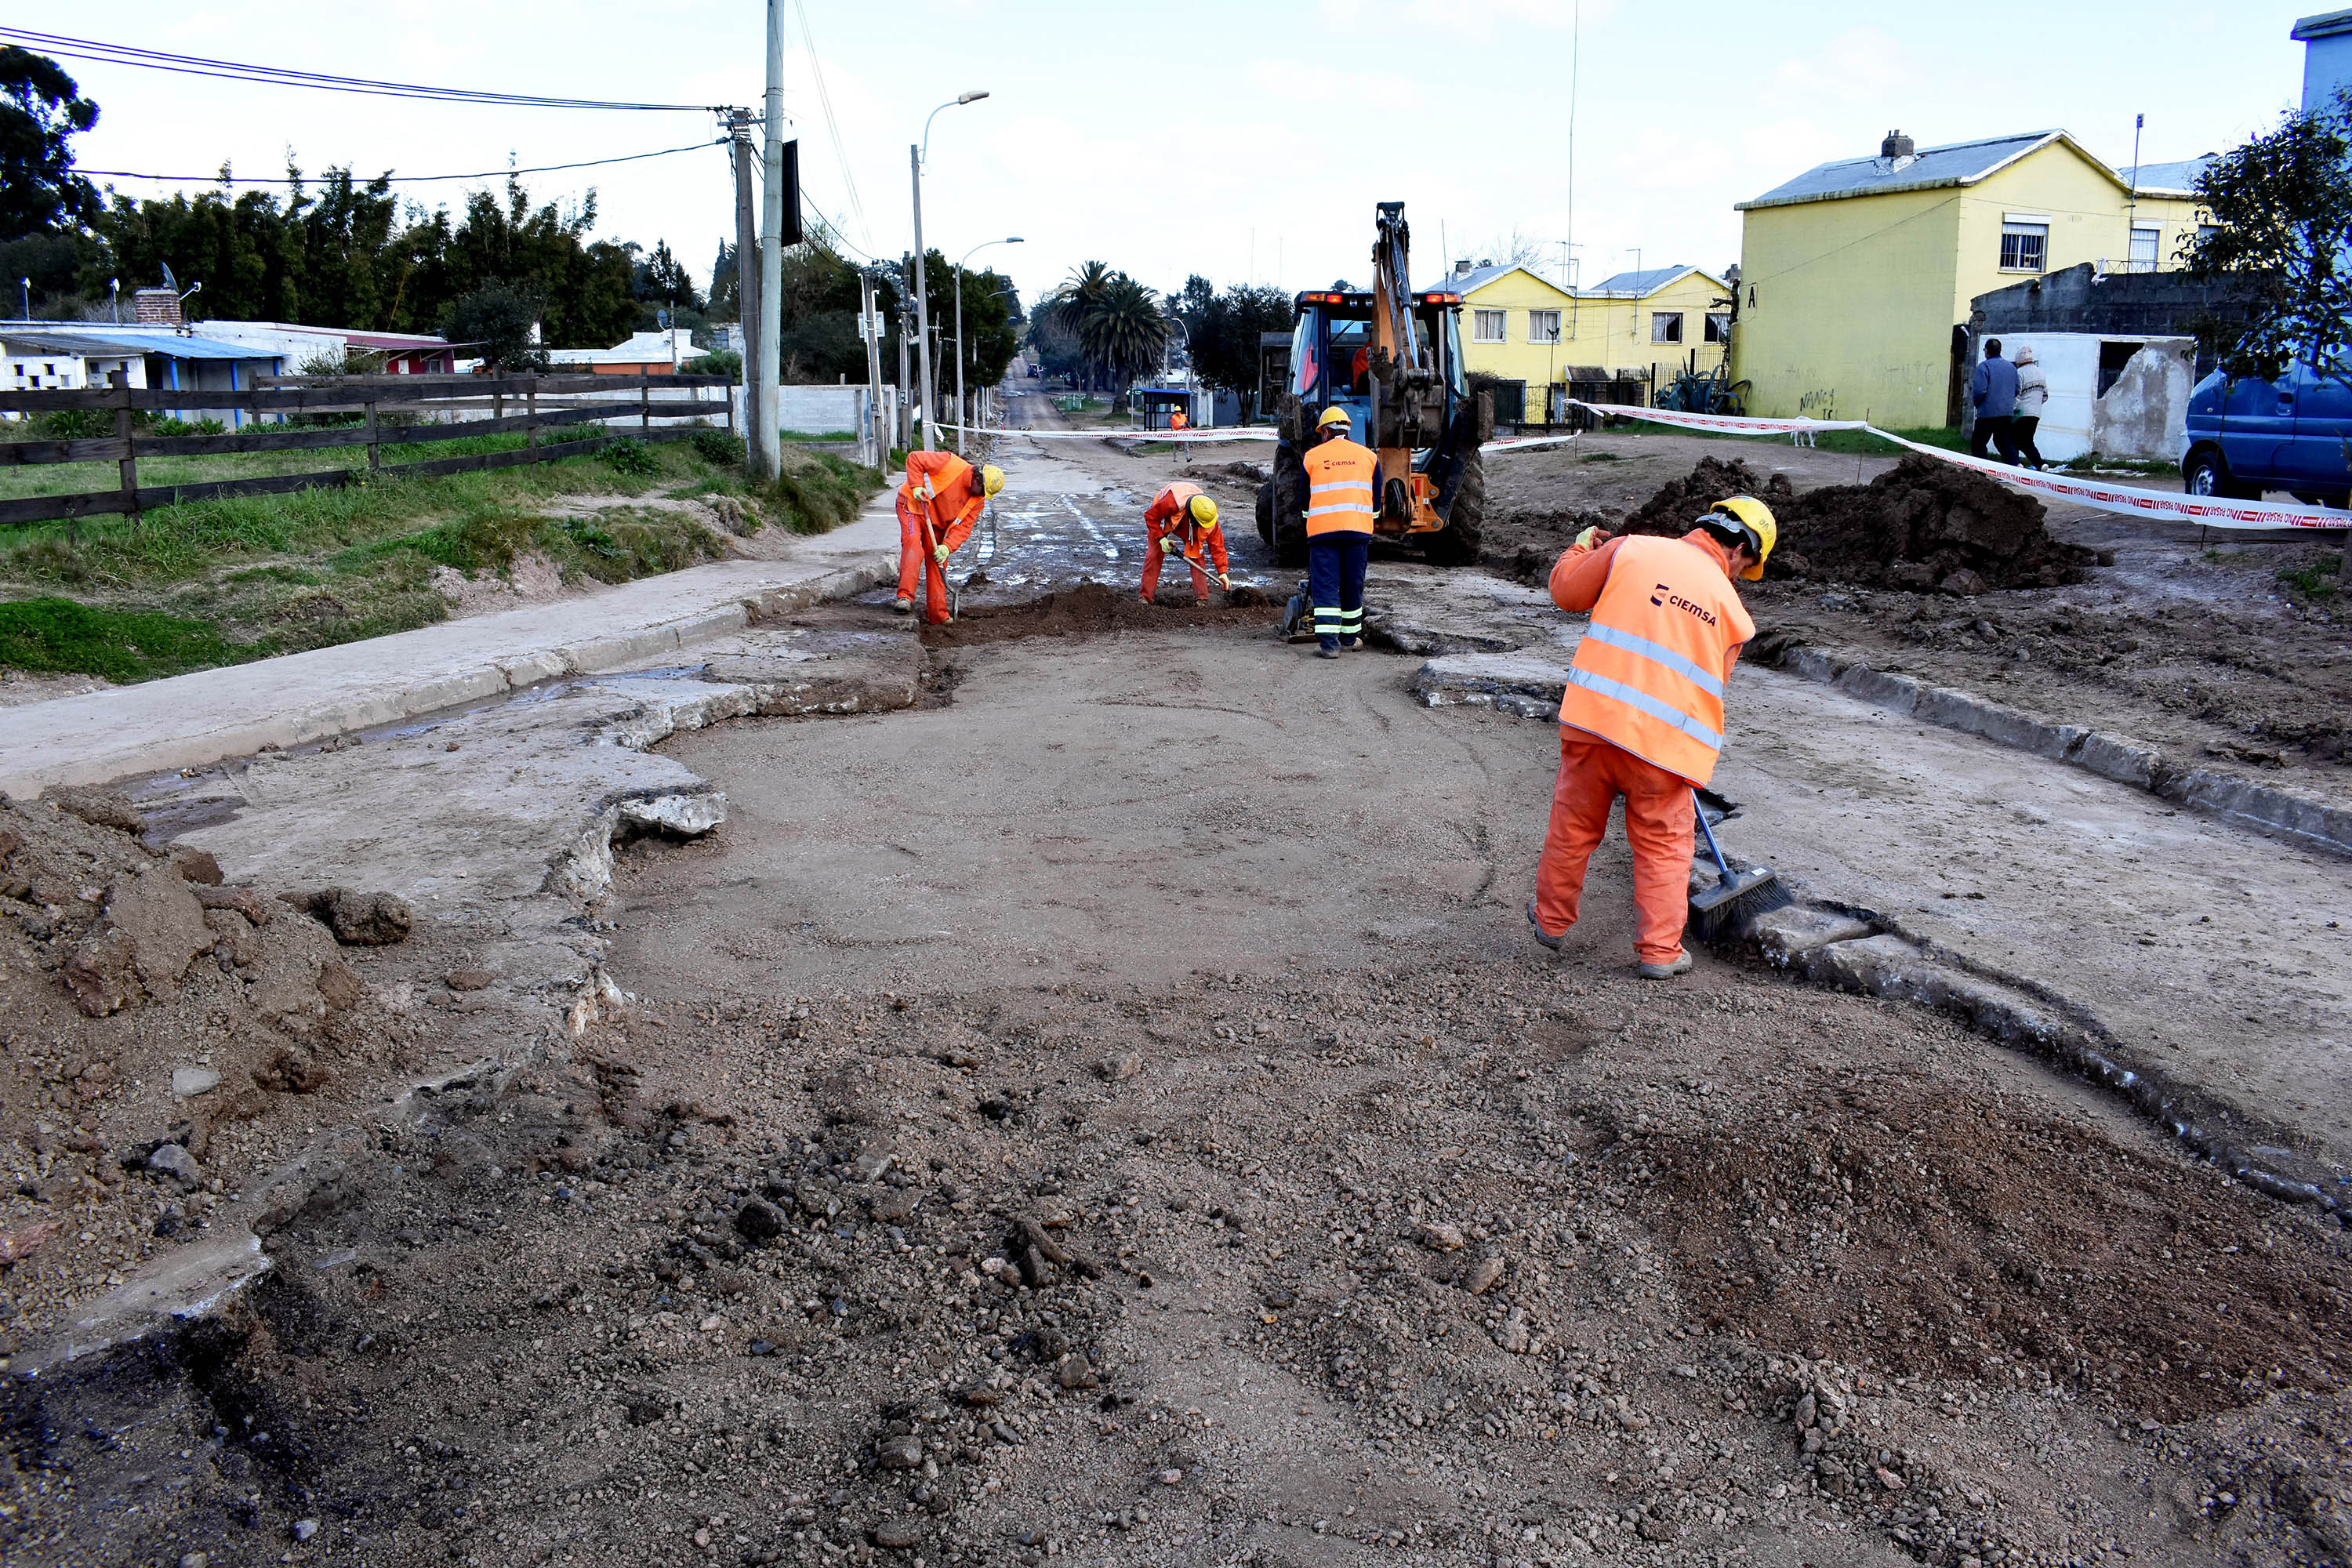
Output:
top-left (1569, 400), bottom-right (2352, 532)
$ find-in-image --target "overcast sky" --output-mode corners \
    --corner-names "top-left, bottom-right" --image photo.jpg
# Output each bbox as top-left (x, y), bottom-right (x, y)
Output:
top-left (45, 1), bottom-right (2315, 322)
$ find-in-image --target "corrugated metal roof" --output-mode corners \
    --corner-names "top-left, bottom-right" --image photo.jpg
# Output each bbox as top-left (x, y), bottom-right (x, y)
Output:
top-left (2117, 156), bottom-right (2215, 196)
top-left (1413, 263), bottom-right (1570, 298)
top-left (1739, 131), bottom-right (2068, 209)
top-left (1584, 266), bottom-right (1704, 297)
top-left (87, 331), bottom-right (282, 361)
top-left (0, 332), bottom-right (147, 357)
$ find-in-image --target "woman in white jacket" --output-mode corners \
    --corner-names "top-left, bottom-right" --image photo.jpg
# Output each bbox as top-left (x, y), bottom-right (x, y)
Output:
top-left (2011, 346), bottom-right (2049, 470)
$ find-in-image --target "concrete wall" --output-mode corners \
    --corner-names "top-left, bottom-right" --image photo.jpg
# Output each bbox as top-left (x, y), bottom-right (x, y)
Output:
top-left (1990, 333), bottom-right (2194, 462)
top-left (2302, 20), bottom-right (2352, 111)
top-left (1734, 185), bottom-right (1962, 424)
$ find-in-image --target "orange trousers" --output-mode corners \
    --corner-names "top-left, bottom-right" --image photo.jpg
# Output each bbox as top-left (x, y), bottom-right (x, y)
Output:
top-left (1140, 523), bottom-right (1211, 602)
top-left (895, 496), bottom-right (953, 625)
top-left (1532, 729), bottom-right (1695, 966)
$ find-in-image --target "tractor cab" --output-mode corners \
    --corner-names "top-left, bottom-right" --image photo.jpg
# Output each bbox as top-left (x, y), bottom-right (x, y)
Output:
top-left (1283, 288), bottom-right (1470, 439)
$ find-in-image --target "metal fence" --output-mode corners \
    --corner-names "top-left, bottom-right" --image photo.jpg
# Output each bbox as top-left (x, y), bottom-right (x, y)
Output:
top-left (0, 371), bottom-right (734, 529)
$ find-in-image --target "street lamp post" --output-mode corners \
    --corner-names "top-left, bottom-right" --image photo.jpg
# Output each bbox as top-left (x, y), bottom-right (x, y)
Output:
top-left (912, 90), bottom-right (989, 452)
top-left (953, 237), bottom-right (1022, 454)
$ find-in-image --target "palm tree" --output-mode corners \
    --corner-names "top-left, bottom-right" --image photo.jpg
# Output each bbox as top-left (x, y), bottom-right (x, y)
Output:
top-left (1047, 261), bottom-right (1116, 390)
top-left (1077, 274), bottom-right (1169, 412)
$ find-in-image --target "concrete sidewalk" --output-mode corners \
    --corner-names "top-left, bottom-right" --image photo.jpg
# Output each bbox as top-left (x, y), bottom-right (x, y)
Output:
top-left (0, 496), bottom-right (899, 801)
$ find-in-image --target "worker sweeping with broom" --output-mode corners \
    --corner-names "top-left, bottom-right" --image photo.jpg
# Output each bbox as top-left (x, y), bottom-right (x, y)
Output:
top-left (1527, 496), bottom-right (1783, 978)
top-left (894, 450), bottom-right (1004, 624)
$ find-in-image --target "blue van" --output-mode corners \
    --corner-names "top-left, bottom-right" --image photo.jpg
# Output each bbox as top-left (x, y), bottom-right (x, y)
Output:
top-left (2180, 361), bottom-right (2352, 505)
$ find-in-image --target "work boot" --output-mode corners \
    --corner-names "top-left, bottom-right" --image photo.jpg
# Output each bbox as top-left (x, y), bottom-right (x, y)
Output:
top-left (1316, 646), bottom-right (1342, 660)
top-left (1526, 900), bottom-right (1562, 951)
top-left (891, 597), bottom-right (913, 615)
top-left (1635, 951), bottom-right (1694, 980)
top-left (1339, 638), bottom-right (1360, 652)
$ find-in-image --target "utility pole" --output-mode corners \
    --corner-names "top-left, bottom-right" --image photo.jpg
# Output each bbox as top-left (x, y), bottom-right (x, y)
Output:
top-left (910, 145), bottom-right (935, 451)
top-left (860, 269), bottom-right (887, 476)
top-left (898, 255), bottom-right (914, 452)
top-left (728, 108), bottom-right (762, 463)
top-left (754, 1), bottom-right (786, 481)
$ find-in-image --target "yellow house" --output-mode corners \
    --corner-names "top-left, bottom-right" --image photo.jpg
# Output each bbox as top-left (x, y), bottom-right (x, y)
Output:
top-left (1433, 260), bottom-right (1730, 421)
top-left (1731, 129), bottom-right (2209, 426)
top-left (1574, 265), bottom-right (1733, 387)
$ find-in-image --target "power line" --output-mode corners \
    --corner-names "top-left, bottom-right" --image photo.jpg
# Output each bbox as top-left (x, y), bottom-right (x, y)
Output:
top-left (791, 0), bottom-right (869, 251)
top-left (77, 140), bottom-right (725, 187)
top-left (0, 27), bottom-right (718, 111)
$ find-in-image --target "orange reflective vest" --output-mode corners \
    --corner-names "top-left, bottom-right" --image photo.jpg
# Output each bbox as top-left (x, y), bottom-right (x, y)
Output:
top-left (899, 449), bottom-right (985, 548)
top-left (1301, 436), bottom-right (1377, 538)
top-left (1557, 533), bottom-right (1755, 786)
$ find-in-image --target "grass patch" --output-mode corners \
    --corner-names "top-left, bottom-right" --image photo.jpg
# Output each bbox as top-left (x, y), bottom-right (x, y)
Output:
top-left (781, 429), bottom-right (858, 444)
top-left (0, 434), bottom-right (880, 687)
top-left (2279, 557), bottom-right (2341, 600)
top-left (0, 597), bottom-right (260, 682)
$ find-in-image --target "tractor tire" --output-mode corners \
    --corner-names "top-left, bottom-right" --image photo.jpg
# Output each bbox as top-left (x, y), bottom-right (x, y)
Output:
top-left (1269, 441), bottom-right (1309, 567)
top-left (1255, 479), bottom-right (1275, 546)
top-left (1421, 448), bottom-right (1486, 567)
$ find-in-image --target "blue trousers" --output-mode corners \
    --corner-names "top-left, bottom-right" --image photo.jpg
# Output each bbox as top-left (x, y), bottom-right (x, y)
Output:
top-left (1308, 535), bottom-right (1370, 652)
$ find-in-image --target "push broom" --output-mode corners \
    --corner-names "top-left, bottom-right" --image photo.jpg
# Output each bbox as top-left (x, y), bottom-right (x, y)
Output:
top-left (1688, 789), bottom-right (1793, 941)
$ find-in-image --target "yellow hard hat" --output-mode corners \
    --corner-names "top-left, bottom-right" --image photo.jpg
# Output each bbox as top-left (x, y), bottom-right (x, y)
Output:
top-left (979, 463), bottom-right (1005, 497)
top-left (1704, 495), bottom-right (1777, 581)
top-left (1186, 494), bottom-right (1218, 528)
top-left (1316, 405), bottom-right (1352, 430)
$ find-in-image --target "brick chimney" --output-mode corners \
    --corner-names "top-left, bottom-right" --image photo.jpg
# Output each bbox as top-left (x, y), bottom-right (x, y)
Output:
top-left (1880, 129), bottom-right (1916, 161)
top-left (132, 288), bottom-right (182, 325)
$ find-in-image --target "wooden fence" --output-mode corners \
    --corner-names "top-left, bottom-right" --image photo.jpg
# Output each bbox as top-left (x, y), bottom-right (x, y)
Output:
top-left (0, 372), bottom-right (735, 529)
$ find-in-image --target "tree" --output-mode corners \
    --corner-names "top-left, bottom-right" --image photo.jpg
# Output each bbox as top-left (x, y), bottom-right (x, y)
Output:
top-left (442, 281), bottom-right (550, 371)
top-left (0, 46), bottom-right (98, 242)
top-left (1191, 283), bottom-right (1296, 419)
top-left (2183, 89), bottom-right (2352, 385)
top-left (1076, 274), bottom-right (1168, 412)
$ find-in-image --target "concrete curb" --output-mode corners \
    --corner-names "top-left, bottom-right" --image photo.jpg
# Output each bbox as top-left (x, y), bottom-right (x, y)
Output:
top-left (1767, 639), bottom-right (2352, 858)
top-left (1730, 898), bottom-right (2347, 1221)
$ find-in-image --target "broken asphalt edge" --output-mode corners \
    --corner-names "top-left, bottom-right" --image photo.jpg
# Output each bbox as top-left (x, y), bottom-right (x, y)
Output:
top-left (0, 554), bottom-right (897, 805)
top-left (1764, 637), bottom-right (2352, 860)
top-left (1407, 653), bottom-right (2351, 1223)
top-left (9, 576), bottom-right (918, 1385)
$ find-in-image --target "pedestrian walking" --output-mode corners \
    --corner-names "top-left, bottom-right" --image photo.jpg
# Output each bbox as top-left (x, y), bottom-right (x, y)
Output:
top-left (1529, 498), bottom-right (1773, 978)
top-left (2011, 345), bottom-right (2049, 470)
top-left (1300, 405), bottom-right (1377, 658)
top-left (895, 450), bottom-right (1003, 625)
top-left (1970, 339), bottom-right (2020, 463)
top-left (1139, 481), bottom-right (1229, 605)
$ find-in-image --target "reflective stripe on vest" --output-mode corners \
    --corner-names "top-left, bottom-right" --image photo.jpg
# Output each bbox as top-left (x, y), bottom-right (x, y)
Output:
top-left (1301, 439), bottom-right (1376, 537)
top-left (1556, 533), bottom-right (1752, 786)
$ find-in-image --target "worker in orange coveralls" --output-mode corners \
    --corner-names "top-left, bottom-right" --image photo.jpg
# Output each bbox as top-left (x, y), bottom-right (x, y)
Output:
top-left (1138, 481), bottom-right (1229, 605)
top-left (894, 450), bottom-right (1003, 624)
top-left (1526, 496), bottom-right (1775, 978)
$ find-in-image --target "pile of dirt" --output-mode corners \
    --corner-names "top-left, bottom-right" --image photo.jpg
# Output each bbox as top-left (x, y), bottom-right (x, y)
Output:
top-left (1620, 455), bottom-right (2096, 593)
top-left (0, 792), bottom-right (441, 1343)
top-left (920, 579), bottom-right (1280, 647)
top-left (1629, 1073), bottom-right (2350, 1425)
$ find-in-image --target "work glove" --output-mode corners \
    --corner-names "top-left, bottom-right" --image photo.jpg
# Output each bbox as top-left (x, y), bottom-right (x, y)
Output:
top-left (1160, 535), bottom-right (1182, 556)
top-left (932, 545), bottom-right (949, 567)
top-left (1218, 573), bottom-right (1232, 591)
top-left (1572, 525), bottom-right (1609, 550)
top-left (915, 475), bottom-right (936, 502)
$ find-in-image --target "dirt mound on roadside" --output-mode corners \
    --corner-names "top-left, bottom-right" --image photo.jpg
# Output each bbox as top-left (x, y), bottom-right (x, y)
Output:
top-left (1621, 454), bottom-right (2095, 593)
top-left (1617, 456), bottom-right (1798, 539)
top-left (919, 579), bottom-right (1280, 647)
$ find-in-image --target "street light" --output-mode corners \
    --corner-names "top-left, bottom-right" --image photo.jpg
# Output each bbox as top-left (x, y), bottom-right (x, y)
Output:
top-left (954, 237), bottom-right (1022, 454)
top-left (911, 90), bottom-right (992, 452)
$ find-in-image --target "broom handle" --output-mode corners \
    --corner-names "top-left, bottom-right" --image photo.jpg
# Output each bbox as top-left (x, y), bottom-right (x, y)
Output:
top-left (1693, 789), bottom-right (1738, 882)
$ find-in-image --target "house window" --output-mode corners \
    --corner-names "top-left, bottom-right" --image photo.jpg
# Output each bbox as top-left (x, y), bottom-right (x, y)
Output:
top-left (1650, 312), bottom-right (1684, 345)
top-left (1999, 222), bottom-right (2049, 271)
top-left (1704, 312), bottom-right (1729, 344)
top-left (1526, 310), bottom-right (1561, 344)
top-left (2197, 223), bottom-right (2220, 247)
top-left (2129, 223), bottom-right (2160, 272)
top-left (1472, 309), bottom-right (1507, 343)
